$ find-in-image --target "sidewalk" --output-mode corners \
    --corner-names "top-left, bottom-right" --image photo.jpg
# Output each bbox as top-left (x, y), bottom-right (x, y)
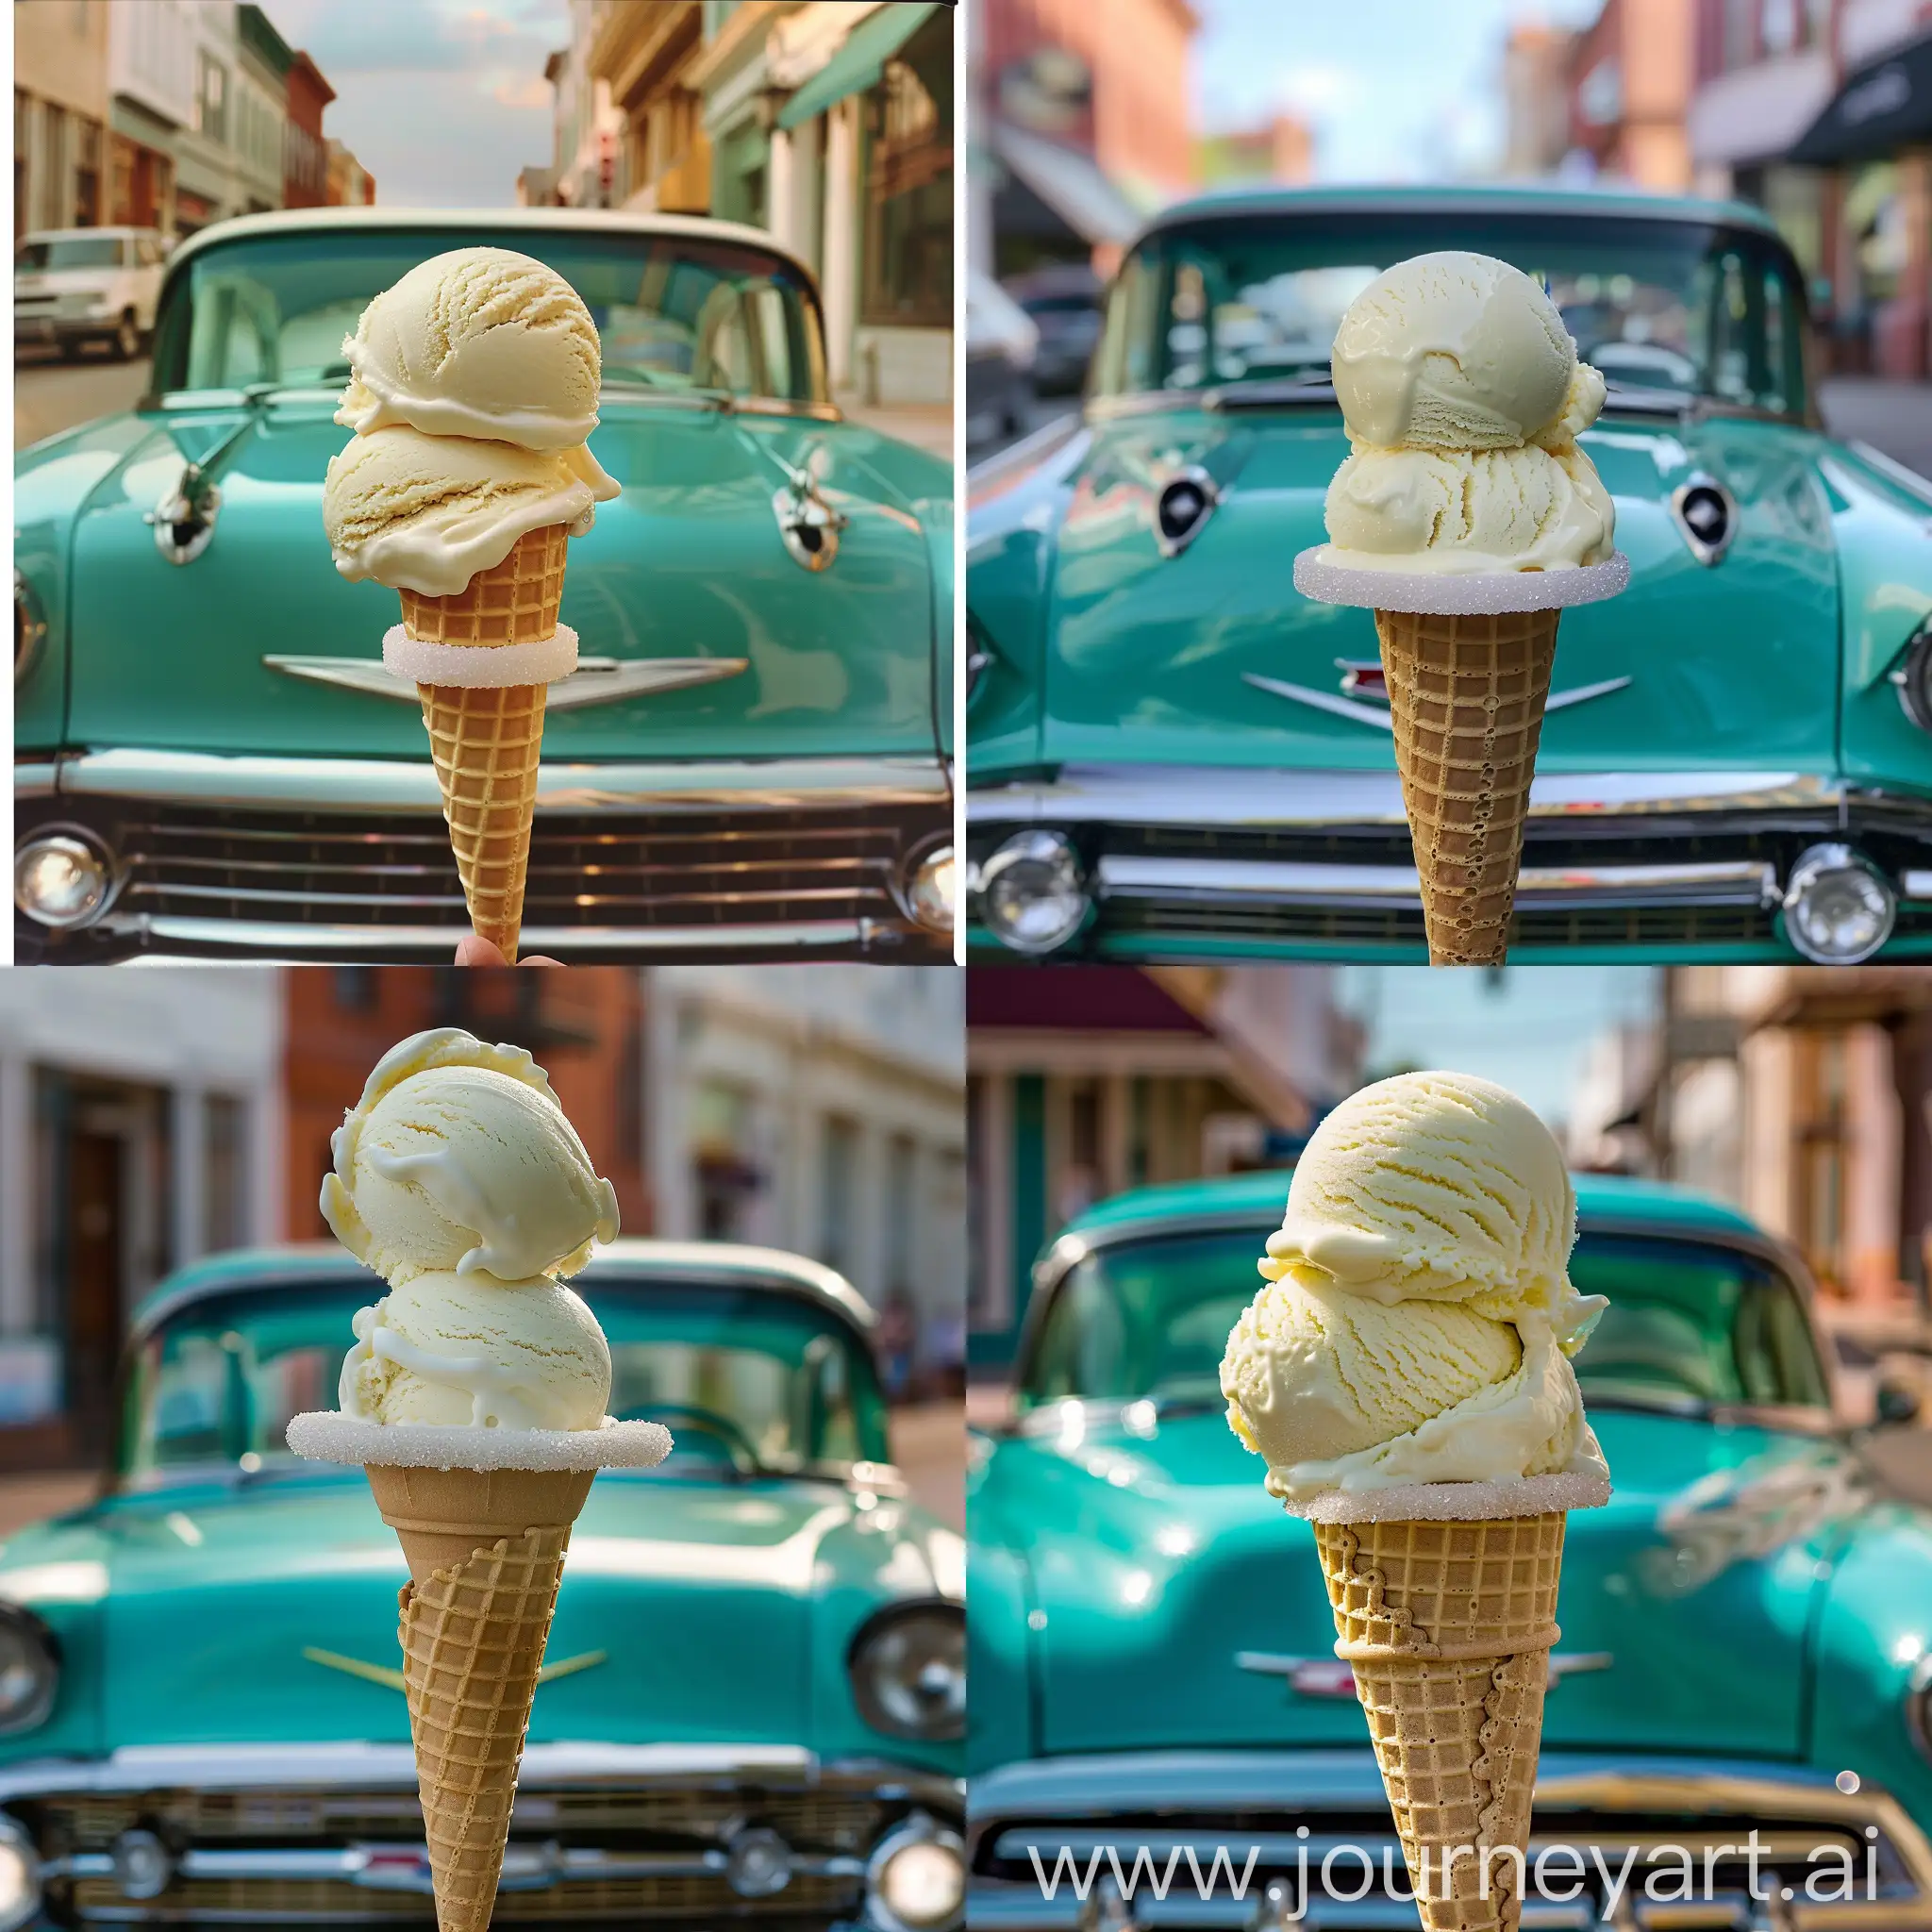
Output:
top-left (1819, 376), bottom-right (1932, 484)
top-left (840, 397), bottom-right (952, 461)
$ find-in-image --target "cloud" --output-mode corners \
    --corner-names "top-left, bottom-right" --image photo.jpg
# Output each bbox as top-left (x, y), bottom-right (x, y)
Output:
top-left (1274, 62), bottom-right (1365, 121)
top-left (491, 74), bottom-right (554, 109)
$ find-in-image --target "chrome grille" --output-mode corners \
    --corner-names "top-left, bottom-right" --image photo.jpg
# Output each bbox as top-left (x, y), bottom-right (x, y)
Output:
top-left (115, 806), bottom-right (923, 931)
top-left (1105, 899), bottom-right (1778, 949)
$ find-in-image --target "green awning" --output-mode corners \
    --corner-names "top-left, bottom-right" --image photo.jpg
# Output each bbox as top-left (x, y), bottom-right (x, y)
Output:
top-left (777, 1), bottom-right (940, 130)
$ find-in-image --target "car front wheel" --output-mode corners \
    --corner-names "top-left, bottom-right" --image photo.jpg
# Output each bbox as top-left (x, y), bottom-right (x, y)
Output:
top-left (113, 310), bottom-right (140, 360)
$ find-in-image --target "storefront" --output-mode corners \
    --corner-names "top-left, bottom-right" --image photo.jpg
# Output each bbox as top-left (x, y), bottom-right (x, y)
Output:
top-left (1789, 28), bottom-right (1932, 378)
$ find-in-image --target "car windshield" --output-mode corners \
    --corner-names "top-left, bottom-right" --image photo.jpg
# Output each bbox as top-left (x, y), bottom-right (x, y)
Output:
top-left (121, 1273), bottom-right (889, 1487)
top-left (17, 236), bottom-right (124, 272)
top-left (1019, 1223), bottom-right (1833, 1416)
top-left (146, 227), bottom-right (829, 404)
top-left (1093, 210), bottom-right (1809, 418)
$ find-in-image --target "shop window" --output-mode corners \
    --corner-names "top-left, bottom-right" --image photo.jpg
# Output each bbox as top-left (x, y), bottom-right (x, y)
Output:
top-left (861, 28), bottom-right (953, 328)
top-left (819, 1115), bottom-right (859, 1275)
top-left (197, 53), bottom-right (227, 145)
top-left (75, 118), bottom-right (100, 226)
top-left (204, 1093), bottom-right (245, 1254)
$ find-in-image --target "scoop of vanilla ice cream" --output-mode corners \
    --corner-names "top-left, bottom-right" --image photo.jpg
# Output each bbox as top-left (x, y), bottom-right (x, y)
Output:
top-left (321, 1028), bottom-right (619, 1288)
top-left (1331, 253), bottom-right (1576, 452)
top-left (341, 1273), bottom-right (611, 1429)
top-left (1223, 1071), bottom-right (1610, 1499)
top-left (1323, 443), bottom-right (1614, 574)
top-left (323, 426), bottom-right (613, 596)
top-left (337, 246), bottom-right (605, 450)
top-left (1532, 361), bottom-right (1608, 452)
top-left (1223, 1277), bottom-right (1522, 1468)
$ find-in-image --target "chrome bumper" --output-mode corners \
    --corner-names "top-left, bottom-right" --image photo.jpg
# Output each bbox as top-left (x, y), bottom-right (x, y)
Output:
top-left (8, 1741), bottom-right (961, 1921)
top-left (17, 750), bottom-right (953, 963)
top-left (968, 1750), bottom-right (1932, 1931)
top-left (966, 766), bottom-right (1932, 956)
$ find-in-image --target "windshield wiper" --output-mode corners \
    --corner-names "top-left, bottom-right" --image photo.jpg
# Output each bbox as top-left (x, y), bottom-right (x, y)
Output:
top-left (1580, 1388), bottom-right (1713, 1418)
top-left (1204, 372), bottom-right (1337, 410)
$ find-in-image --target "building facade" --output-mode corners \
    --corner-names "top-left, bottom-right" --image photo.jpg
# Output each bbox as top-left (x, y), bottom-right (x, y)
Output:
top-left (168, 0), bottom-right (247, 235)
top-left (1501, 22), bottom-right (1581, 178)
top-left (974, 0), bottom-right (1195, 278)
top-left (282, 48), bottom-right (333, 211)
top-left (965, 967), bottom-right (1360, 1371)
top-left (233, 2), bottom-right (291, 215)
top-left (589, 0), bottom-right (707, 214)
top-left (0, 972), bottom-right (285, 1471)
top-left (1567, 0), bottom-right (1697, 191)
top-left (325, 137), bottom-right (375, 207)
top-left (15, 0), bottom-right (111, 237)
top-left (646, 965), bottom-right (966, 1393)
top-left (105, 0), bottom-right (199, 233)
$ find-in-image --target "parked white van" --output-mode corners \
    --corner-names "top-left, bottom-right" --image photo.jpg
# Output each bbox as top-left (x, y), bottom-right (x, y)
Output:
top-left (14, 226), bottom-right (169, 361)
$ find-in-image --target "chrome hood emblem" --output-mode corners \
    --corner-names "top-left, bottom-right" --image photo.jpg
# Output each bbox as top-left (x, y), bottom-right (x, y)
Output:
top-left (265, 654), bottom-right (748, 710)
top-left (770, 441), bottom-right (849, 572)
top-left (144, 462), bottom-right (222, 565)
top-left (304, 1643), bottom-right (608, 1694)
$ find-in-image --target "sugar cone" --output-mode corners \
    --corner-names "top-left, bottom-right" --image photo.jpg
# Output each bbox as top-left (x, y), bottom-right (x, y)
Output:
top-left (401, 523), bottom-right (570, 965)
top-left (365, 1464), bottom-right (594, 1932)
top-left (1375, 607), bottom-right (1559, 968)
top-left (1313, 1513), bottom-right (1564, 1932)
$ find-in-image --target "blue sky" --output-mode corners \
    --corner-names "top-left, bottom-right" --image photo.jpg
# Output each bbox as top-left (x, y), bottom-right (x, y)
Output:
top-left (260, 0), bottom-right (568, 207)
top-left (1334, 965), bottom-right (1661, 1127)
top-left (1192, 0), bottom-right (1607, 182)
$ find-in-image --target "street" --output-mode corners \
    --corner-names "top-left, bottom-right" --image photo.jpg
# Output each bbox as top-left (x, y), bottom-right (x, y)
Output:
top-left (1820, 377), bottom-right (1932, 486)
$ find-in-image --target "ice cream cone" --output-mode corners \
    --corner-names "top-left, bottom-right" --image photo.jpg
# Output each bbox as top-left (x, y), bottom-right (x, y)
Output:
top-left (1374, 605), bottom-right (1559, 968)
top-left (1312, 1512), bottom-right (1564, 1932)
top-left (366, 1463), bottom-right (594, 1932)
top-left (400, 523), bottom-right (569, 963)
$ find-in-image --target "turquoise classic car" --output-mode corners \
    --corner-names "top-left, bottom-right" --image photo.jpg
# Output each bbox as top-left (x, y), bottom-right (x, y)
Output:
top-left (14, 207), bottom-right (955, 965)
top-left (967, 1170), bottom-right (1932, 1926)
top-left (0, 1241), bottom-right (965, 1929)
top-left (965, 186), bottom-right (1932, 966)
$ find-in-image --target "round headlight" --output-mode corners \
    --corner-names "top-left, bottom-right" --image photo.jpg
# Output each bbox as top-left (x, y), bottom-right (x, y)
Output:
top-left (848, 1602), bottom-right (965, 1741)
top-left (868, 1817), bottom-right (966, 1932)
top-left (1782, 843), bottom-right (1896, 965)
top-left (0, 1813), bottom-right (42, 1932)
top-left (977, 831), bottom-right (1090, 957)
top-left (1894, 618), bottom-right (1932, 734)
top-left (895, 839), bottom-right (956, 938)
top-left (13, 831), bottom-right (113, 930)
top-left (0, 1607), bottom-right (58, 1736)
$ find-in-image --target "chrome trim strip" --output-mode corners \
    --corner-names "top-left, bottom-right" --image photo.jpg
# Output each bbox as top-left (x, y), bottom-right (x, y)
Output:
top-left (970, 766), bottom-right (1842, 829)
top-left (262, 655), bottom-right (751, 711)
top-left (1905, 871), bottom-right (1932, 899)
top-left (30, 750), bottom-right (949, 814)
top-left (0, 1740), bottom-right (957, 1803)
top-left (1095, 856), bottom-right (1782, 909)
top-left (1235, 1651), bottom-right (1613, 1697)
top-left (1242, 672), bottom-right (1633, 732)
top-left (118, 917), bottom-right (894, 955)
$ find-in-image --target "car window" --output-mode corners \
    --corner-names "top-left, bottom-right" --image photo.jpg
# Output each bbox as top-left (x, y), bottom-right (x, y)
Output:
top-left (1095, 210), bottom-right (1811, 418)
top-left (15, 236), bottom-right (125, 273)
top-left (120, 1274), bottom-right (890, 1485)
top-left (1018, 1221), bottom-right (1832, 1416)
top-left (148, 227), bottom-right (830, 402)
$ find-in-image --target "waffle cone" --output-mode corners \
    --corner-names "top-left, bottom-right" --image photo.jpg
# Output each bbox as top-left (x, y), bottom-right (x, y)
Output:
top-left (1376, 607), bottom-right (1559, 967)
top-left (1313, 1513), bottom-right (1565, 1932)
top-left (401, 525), bottom-right (569, 966)
top-left (365, 1464), bottom-right (594, 1932)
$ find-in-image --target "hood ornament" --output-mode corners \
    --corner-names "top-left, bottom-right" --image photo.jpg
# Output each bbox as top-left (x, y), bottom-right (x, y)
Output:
top-left (1154, 465), bottom-right (1221, 557)
top-left (771, 441), bottom-right (848, 572)
top-left (1670, 473), bottom-right (1739, 565)
top-left (264, 654), bottom-right (748, 710)
top-left (145, 462), bottom-right (222, 565)
top-left (304, 1644), bottom-right (607, 1694)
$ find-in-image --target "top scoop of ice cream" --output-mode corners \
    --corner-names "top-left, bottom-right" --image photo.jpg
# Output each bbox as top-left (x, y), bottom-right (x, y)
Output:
top-left (337, 247), bottom-right (603, 450)
top-left (1221, 1071), bottom-right (1609, 1499)
top-left (1331, 253), bottom-right (1578, 453)
top-left (321, 1027), bottom-right (619, 1288)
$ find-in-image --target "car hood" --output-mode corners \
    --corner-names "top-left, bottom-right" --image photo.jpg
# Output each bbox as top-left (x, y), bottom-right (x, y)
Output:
top-left (0, 1470), bottom-right (944, 1755)
top-left (980, 1407), bottom-right (1871, 1759)
top-left (1009, 405), bottom-right (1848, 775)
top-left (25, 394), bottom-right (947, 759)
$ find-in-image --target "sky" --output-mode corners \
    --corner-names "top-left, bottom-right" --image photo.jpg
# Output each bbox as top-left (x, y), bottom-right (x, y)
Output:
top-left (1191, 0), bottom-right (1606, 183)
top-left (1334, 965), bottom-right (1662, 1127)
top-left (259, 0), bottom-right (568, 207)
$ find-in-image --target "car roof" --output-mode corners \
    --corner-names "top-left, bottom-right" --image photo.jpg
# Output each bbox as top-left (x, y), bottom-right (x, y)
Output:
top-left (1142, 181), bottom-right (1785, 242)
top-left (1060, 1167), bottom-right (1764, 1243)
top-left (131, 1237), bottom-right (875, 1338)
top-left (160, 205), bottom-right (815, 285)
